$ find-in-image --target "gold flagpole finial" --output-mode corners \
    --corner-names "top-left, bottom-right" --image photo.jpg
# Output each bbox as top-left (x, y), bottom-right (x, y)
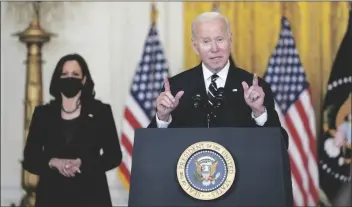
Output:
top-left (281, 2), bottom-right (287, 15)
top-left (212, 1), bottom-right (220, 12)
top-left (151, 1), bottom-right (158, 24)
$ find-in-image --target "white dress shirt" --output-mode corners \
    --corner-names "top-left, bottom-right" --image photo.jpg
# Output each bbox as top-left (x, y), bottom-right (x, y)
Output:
top-left (156, 60), bottom-right (268, 128)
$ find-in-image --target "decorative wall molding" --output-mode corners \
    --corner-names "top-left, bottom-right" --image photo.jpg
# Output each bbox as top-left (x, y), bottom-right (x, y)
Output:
top-left (1, 185), bottom-right (24, 207)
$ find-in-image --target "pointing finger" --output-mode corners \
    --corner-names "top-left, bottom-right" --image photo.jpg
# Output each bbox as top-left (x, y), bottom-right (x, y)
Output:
top-left (252, 74), bottom-right (258, 86)
top-left (164, 77), bottom-right (171, 92)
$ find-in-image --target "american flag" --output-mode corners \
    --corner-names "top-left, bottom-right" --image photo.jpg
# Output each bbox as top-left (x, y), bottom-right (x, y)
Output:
top-left (118, 23), bottom-right (169, 190)
top-left (263, 17), bottom-right (319, 206)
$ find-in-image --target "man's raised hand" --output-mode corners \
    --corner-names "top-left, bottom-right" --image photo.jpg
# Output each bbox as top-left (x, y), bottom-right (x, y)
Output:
top-left (156, 77), bottom-right (184, 121)
top-left (241, 74), bottom-right (265, 117)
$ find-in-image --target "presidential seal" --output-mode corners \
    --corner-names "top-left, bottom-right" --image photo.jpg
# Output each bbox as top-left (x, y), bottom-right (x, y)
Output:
top-left (176, 141), bottom-right (236, 200)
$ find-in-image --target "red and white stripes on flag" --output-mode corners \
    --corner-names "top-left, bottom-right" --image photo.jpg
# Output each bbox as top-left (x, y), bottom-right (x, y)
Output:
top-left (263, 17), bottom-right (319, 206)
top-left (118, 23), bottom-right (170, 190)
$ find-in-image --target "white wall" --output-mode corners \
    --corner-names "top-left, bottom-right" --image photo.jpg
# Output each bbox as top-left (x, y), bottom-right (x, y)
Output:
top-left (1, 2), bottom-right (184, 206)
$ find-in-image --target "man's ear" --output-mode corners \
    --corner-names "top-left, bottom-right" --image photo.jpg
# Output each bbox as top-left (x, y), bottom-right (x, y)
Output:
top-left (192, 39), bottom-right (200, 55)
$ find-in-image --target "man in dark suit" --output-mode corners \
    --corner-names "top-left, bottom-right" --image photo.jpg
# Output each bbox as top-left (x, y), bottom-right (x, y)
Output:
top-left (148, 11), bottom-right (288, 148)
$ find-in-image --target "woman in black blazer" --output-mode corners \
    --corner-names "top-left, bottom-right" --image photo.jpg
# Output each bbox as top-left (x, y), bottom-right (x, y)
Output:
top-left (23, 53), bottom-right (123, 207)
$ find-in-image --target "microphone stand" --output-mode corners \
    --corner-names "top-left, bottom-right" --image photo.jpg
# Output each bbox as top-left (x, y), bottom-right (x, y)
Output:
top-left (206, 110), bottom-right (217, 128)
top-left (207, 113), bottom-right (210, 128)
top-left (208, 87), bottom-right (225, 128)
top-left (192, 90), bottom-right (225, 128)
top-left (192, 93), bottom-right (213, 127)
top-left (205, 104), bottom-right (217, 128)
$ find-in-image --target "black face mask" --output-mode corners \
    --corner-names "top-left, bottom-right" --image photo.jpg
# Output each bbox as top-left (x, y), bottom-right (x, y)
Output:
top-left (59, 77), bottom-right (83, 98)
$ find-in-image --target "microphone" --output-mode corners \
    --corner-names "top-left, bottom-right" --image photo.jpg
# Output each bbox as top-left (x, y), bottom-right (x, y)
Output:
top-left (191, 93), bottom-right (211, 128)
top-left (191, 89), bottom-right (225, 128)
top-left (213, 87), bottom-right (226, 109)
top-left (191, 93), bottom-right (203, 109)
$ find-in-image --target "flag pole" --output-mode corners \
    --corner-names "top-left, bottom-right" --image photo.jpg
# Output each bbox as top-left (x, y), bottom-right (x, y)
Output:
top-left (150, 1), bottom-right (158, 80)
top-left (281, 2), bottom-right (287, 16)
top-left (212, 1), bottom-right (220, 12)
top-left (151, 1), bottom-right (158, 25)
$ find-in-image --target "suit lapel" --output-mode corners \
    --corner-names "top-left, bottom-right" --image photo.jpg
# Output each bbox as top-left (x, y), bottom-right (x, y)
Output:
top-left (193, 63), bottom-right (208, 99)
top-left (224, 61), bottom-right (243, 99)
top-left (50, 102), bottom-right (64, 145)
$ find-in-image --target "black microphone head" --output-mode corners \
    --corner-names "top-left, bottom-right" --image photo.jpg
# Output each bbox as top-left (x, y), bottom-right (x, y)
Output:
top-left (216, 87), bottom-right (225, 97)
top-left (214, 87), bottom-right (226, 109)
top-left (192, 94), bottom-right (203, 109)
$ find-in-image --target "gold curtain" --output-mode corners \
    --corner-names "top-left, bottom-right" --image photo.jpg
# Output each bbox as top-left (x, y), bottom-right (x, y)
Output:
top-left (184, 1), bottom-right (350, 128)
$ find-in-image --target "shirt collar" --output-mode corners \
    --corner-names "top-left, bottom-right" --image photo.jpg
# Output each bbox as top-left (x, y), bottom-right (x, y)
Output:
top-left (202, 60), bottom-right (230, 81)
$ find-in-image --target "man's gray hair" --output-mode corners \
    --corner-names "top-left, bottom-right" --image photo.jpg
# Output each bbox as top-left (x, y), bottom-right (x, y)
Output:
top-left (191, 12), bottom-right (231, 40)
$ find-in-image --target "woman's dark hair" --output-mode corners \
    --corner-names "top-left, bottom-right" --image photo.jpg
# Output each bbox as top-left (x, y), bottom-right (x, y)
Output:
top-left (49, 53), bottom-right (96, 104)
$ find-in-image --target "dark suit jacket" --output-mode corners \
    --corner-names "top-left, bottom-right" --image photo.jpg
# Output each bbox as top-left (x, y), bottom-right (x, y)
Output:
top-left (147, 61), bottom-right (293, 206)
top-left (22, 99), bottom-right (122, 207)
top-left (148, 61), bottom-right (289, 148)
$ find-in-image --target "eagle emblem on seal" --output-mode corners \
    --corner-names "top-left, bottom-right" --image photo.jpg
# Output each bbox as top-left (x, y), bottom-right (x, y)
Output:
top-left (194, 156), bottom-right (221, 186)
